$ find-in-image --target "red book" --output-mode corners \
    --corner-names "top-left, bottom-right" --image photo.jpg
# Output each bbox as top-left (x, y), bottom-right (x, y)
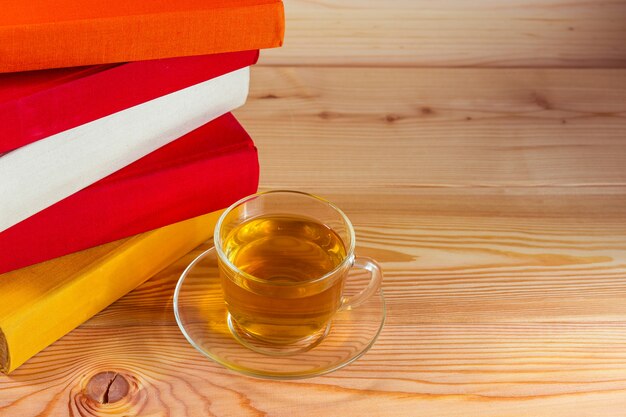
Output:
top-left (0, 113), bottom-right (258, 274)
top-left (0, 50), bottom-right (259, 153)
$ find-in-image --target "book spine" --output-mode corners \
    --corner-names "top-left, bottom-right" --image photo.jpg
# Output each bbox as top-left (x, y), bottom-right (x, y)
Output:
top-left (0, 127), bottom-right (259, 274)
top-left (0, 210), bottom-right (224, 373)
top-left (0, 66), bottom-right (250, 233)
top-left (0, 2), bottom-right (284, 72)
top-left (0, 50), bottom-right (259, 153)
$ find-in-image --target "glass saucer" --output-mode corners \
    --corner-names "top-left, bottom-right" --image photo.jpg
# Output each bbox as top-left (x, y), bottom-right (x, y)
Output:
top-left (173, 246), bottom-right (386, 380)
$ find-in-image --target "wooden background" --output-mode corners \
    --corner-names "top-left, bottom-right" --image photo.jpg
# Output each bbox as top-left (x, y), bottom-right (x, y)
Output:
top-left (2, 1), bottom-right (626, 415)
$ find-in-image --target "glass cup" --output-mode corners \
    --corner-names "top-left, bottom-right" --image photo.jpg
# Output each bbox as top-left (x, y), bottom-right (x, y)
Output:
top-left (214, 190), bottom-right (382, 353)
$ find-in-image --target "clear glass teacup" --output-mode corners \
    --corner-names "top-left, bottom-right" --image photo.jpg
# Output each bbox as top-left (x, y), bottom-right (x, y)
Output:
top-left (214, 190), bottom-right (383, 352)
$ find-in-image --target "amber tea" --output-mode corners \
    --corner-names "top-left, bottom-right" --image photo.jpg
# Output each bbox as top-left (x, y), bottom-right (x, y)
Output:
top-left (219, 214), bottom-right (347, 343)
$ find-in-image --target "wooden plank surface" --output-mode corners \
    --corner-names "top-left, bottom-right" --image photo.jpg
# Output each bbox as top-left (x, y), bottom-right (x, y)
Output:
top-left (1, 65), bottom-right (626, 415)
top-left (242, 67), bottom-right (626, 189)
top-left (260, 0), bottom-right (626, 67)
top-left (3, 0), bottom-right (626, 415)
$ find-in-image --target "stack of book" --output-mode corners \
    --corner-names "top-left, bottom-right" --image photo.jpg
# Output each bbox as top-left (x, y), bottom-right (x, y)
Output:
top-left (0, 0), bottom-right (284, 373)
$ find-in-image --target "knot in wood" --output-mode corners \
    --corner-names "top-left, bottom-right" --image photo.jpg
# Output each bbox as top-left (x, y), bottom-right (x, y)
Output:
top-left (85, 371), bottom-right (130, 404)
top-left (75, 370), bottom-right (146, 416)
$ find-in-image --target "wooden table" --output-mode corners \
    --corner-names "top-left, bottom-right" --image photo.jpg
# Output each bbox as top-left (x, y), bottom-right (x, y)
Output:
top-left (2, 1), bottom-right (626, 415)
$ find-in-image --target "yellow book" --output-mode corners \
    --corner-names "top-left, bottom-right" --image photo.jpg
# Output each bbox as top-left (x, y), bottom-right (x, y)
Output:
top-left (0, 210), bottom-right (221, 373)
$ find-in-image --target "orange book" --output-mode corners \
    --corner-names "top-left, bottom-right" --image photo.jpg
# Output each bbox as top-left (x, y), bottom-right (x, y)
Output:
top-left (0, 0), bottom-right (284, 72)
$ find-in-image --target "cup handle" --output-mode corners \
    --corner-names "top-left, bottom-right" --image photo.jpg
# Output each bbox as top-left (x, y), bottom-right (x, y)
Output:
top-left (339, 256), bottom-right (383, 311)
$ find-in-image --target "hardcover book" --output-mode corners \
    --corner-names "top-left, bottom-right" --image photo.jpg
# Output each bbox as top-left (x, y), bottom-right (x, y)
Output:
top-left (0, 114), bottom-right (258, 274)
top-left (0, 50), bottom-right (259, 153)
top-left (0, 66), bottom-right (250, 233)
top-left (0, 0), bottom-right (284, 72)
top-left (0, 210), bottom-right (224, 373)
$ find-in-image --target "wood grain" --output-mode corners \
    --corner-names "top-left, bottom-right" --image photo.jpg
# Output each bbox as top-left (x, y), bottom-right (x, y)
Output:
top-left (260, 0), bottom-right (626, 68)
top-left (238, 66), bottom-right (626, 191)
top-left (2, 64), bottom-right (626, 415)
top-left (1, 193), bottom-right (626, 416)
top-left (3, 1), bottom-right (626, 414)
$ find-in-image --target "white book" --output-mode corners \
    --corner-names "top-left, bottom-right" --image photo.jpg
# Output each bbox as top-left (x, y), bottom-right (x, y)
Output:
top-left (0, 66), bottom-right (250, 233)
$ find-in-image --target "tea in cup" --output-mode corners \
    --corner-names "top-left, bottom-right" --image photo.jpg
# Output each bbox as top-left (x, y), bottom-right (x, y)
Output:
top-left (214, 191), bottom-right (382, 351)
